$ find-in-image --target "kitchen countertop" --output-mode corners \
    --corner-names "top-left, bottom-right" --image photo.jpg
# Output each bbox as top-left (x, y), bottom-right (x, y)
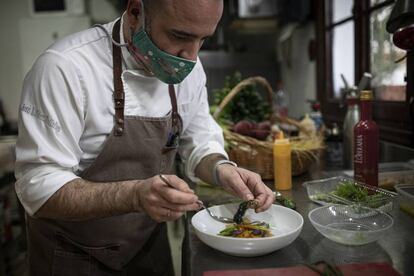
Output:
top-left (182, 169), bottom-right (414, 276)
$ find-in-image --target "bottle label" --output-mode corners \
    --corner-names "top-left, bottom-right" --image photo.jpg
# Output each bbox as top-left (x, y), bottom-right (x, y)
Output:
top-left (277, 107), bottom-right (288, 118)
top-left (354, 134), bottom-right (363, 165)
top-left (354, 131), bottom-right (378, 187)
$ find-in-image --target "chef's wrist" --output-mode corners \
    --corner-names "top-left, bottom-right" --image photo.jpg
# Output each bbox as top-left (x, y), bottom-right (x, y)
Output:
top-left (213, 159), bottom-right (238, 186)
top-left (130, 180), bottom-right (142, 212)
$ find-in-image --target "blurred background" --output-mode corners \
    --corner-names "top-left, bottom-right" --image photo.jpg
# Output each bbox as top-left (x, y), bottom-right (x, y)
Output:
top-left (0, 0), bottom-right (409, 138)
top-left (0, 0), bottom-right (315, 124)
top-left (0, 0), bottom-right (412, 275)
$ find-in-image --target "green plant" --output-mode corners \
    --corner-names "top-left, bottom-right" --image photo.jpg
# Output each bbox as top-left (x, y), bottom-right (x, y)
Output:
top-left (212, 72), bottom-right (271, 124)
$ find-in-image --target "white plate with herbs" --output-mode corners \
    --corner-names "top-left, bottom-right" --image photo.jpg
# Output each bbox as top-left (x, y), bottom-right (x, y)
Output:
top-left (191, 204), bottom-right (303, 257)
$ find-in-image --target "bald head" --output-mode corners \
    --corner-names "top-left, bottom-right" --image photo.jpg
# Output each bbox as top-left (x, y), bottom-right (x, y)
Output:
top-left (142, 0), bottom-right (160, 15)
top-left (142, 0), bottom-right (222, 14)
top-left (142, 0), bottom-right (223, 30)
top-left (125, 0), bottom-right (223, 60)
top-left (147, 0), bottom-right (223, 40)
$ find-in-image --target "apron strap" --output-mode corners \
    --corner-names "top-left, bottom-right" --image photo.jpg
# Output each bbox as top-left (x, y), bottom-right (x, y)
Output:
top-left (168, 84), bottom-right (182, 130)
top-left (112, 19), bottom-right (125, 136)
top-left (111, 20), bottom-right (182, 136)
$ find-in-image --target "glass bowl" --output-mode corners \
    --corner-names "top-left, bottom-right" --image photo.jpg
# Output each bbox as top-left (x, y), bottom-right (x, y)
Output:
top-left (395, 184), bottom-right (414, 217)
top-left (308, 204), bottom-right (394, 246)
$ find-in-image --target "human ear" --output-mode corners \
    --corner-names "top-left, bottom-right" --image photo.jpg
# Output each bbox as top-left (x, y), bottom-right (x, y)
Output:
top-left (125, 0), bottom-right (142, 33)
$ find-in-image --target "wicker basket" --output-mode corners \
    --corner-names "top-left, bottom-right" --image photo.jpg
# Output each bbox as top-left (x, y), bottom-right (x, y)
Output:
top-left (213, 76), bottom-right (324, 179)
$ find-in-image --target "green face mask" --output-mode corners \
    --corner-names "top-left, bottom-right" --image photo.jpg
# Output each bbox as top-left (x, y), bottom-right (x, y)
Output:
top-left (96, 3), bottom-right (197, 84)
top-left (129, 29), bottom-right (196, 84)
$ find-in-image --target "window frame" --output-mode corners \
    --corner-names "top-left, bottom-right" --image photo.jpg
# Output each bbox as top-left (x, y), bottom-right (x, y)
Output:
top-left (315, 0), bottom-right (414, 146)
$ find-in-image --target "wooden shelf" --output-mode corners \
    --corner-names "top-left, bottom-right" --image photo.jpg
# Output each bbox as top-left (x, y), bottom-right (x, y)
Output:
top-left (228, 18), bottom-right (279, 34)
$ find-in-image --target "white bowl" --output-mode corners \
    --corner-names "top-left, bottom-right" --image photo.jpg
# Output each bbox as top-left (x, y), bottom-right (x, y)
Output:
top-left (191, 204), bottom-right (303, 257)
top-left (309, 204), bottom-right (394, 246)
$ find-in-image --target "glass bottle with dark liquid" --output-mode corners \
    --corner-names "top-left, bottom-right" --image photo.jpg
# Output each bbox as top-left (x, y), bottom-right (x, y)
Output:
top-left (354, 90), bottom-right (378, 187)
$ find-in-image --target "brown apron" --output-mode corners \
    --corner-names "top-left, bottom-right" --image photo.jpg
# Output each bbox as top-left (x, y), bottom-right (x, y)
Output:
top-left (25, 20), bottom-right (181, 275)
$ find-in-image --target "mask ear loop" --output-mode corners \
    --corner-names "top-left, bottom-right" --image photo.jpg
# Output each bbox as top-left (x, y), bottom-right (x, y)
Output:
top-left (139, 0), bottom-right (146, 31)
top-left (92, 0), bottom-right (146, 48)
top-left (93, 24), bottom-right (128, 47)
top-left (124, 2), bottom-right (157, 75)
top-left (93, 22), bottom-right (155, 75)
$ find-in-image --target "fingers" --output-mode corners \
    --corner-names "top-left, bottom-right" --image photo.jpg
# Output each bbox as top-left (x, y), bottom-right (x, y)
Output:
top-left (157, 175), bottom-right (198, 205)
top-left (239, 170), bottom-right (274, 212)
top-left (255, 186), bottom-right (275, 212)
top-left (143, 199), bottom-right (198, 222)
top-left (153, 207), bottom-right (185, 222)
top-left (152, 202), bottom-right (200, 222)
top-left (159, 174), bottom-right (194, 194)
top-left (219, 166), bottom-right (275, 212)
top-left (139, 174), bottom-right (200, 222)
top-left (154, 195), bottom-right (201, 212)
top-left (245, 174), bottom-right (272, 210)
top-left (226, 182), bottom-right (254, 202)
top-left (219, 166), bottom-right (254, 201)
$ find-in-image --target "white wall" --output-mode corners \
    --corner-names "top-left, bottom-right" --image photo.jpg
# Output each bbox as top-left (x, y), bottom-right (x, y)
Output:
top-left (277, 23), bottom-right (316, 119)
top-left (89, 0), bottom-right (120, 23)
top-left (0, 0), bottom-right (91, 123)
top-left (0, 1), bottom-right (29, 123)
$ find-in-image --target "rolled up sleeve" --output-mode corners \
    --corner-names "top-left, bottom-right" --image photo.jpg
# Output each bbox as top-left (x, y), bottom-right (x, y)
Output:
top-left (15, 50), bottom-right (84, 216)
top-left (178, 63), bottom-right (228, 182)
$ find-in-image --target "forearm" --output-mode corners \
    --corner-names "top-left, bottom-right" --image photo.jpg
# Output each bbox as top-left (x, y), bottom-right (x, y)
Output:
top-left (35, 178), bottom-right (139, 221)
top-left (194, 153), bottom-right (227, 185)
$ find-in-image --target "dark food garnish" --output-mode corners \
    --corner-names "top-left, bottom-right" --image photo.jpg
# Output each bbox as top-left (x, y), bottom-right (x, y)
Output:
top-left (275, 194), bottom-right (296, 209)
top-left (233, 200), bottom-right (258, 224)
top-left (218, 222), bottom-right (272, 238)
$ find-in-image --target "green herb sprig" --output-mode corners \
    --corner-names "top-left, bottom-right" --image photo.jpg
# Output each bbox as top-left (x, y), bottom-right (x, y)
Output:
top-left (331, 180), bottom-right (388, 208)
top-left (314, 180), bottom-right (389, 208)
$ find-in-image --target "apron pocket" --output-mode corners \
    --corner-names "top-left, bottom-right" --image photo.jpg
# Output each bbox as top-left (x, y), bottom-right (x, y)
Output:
top-left (52, 232), bottom-right (122, 275)
top-left (160, 146), bottom-right (179, 173)
top-left (124, 223), bottom-right (174, 275)
top-left (52, 249), bottom-right (90, 276)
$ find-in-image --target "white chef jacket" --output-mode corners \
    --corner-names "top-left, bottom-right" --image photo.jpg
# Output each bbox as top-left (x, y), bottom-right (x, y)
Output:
top-left (15, 17), bottom-right (227, 216)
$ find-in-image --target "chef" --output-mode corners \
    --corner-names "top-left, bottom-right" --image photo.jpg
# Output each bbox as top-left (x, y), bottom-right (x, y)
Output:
top-left (15, 0), bottom-right (275, 274)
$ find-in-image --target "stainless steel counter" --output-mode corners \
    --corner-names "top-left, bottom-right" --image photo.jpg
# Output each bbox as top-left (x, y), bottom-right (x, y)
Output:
top-left (182, 171), bottom-right (414, 276)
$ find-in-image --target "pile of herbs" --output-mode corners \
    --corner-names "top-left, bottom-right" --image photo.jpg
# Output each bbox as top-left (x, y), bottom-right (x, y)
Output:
top-left (211, 71), bottom-right (271, 124)
top-left (315, 180), bottom-right (388, 208)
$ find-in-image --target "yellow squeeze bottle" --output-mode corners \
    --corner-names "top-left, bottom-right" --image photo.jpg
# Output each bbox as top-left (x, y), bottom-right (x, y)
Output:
top-left (273, 132), bottom-right (292, 190)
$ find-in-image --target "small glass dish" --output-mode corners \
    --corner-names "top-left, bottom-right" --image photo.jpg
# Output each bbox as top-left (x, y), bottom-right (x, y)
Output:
top-left (394, 184), bottom-right (414, 217)
top-left (303, 176), bottom-right (398, 213)
top-left (308, 204), bottom-right (394, 245)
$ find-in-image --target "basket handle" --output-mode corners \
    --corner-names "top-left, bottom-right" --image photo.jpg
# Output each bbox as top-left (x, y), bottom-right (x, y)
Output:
top-left (212, 76), bottom-right (274, 121)
top-left (212, 76), bottom-right (309, 135)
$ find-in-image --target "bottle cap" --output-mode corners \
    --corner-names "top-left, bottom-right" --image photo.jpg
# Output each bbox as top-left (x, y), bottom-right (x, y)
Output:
top-left (360, 90), bottom-right (373, 101)
top-left (274, 131), bottom-right (290, 145)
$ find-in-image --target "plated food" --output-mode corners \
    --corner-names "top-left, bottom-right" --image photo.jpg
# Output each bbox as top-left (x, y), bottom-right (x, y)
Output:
top-left (218, 222), bottom-right (273, 238)
top-left (218, 200), bottom-right (271, 238)
top-left (191, 204), bottom-right (303, 257)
